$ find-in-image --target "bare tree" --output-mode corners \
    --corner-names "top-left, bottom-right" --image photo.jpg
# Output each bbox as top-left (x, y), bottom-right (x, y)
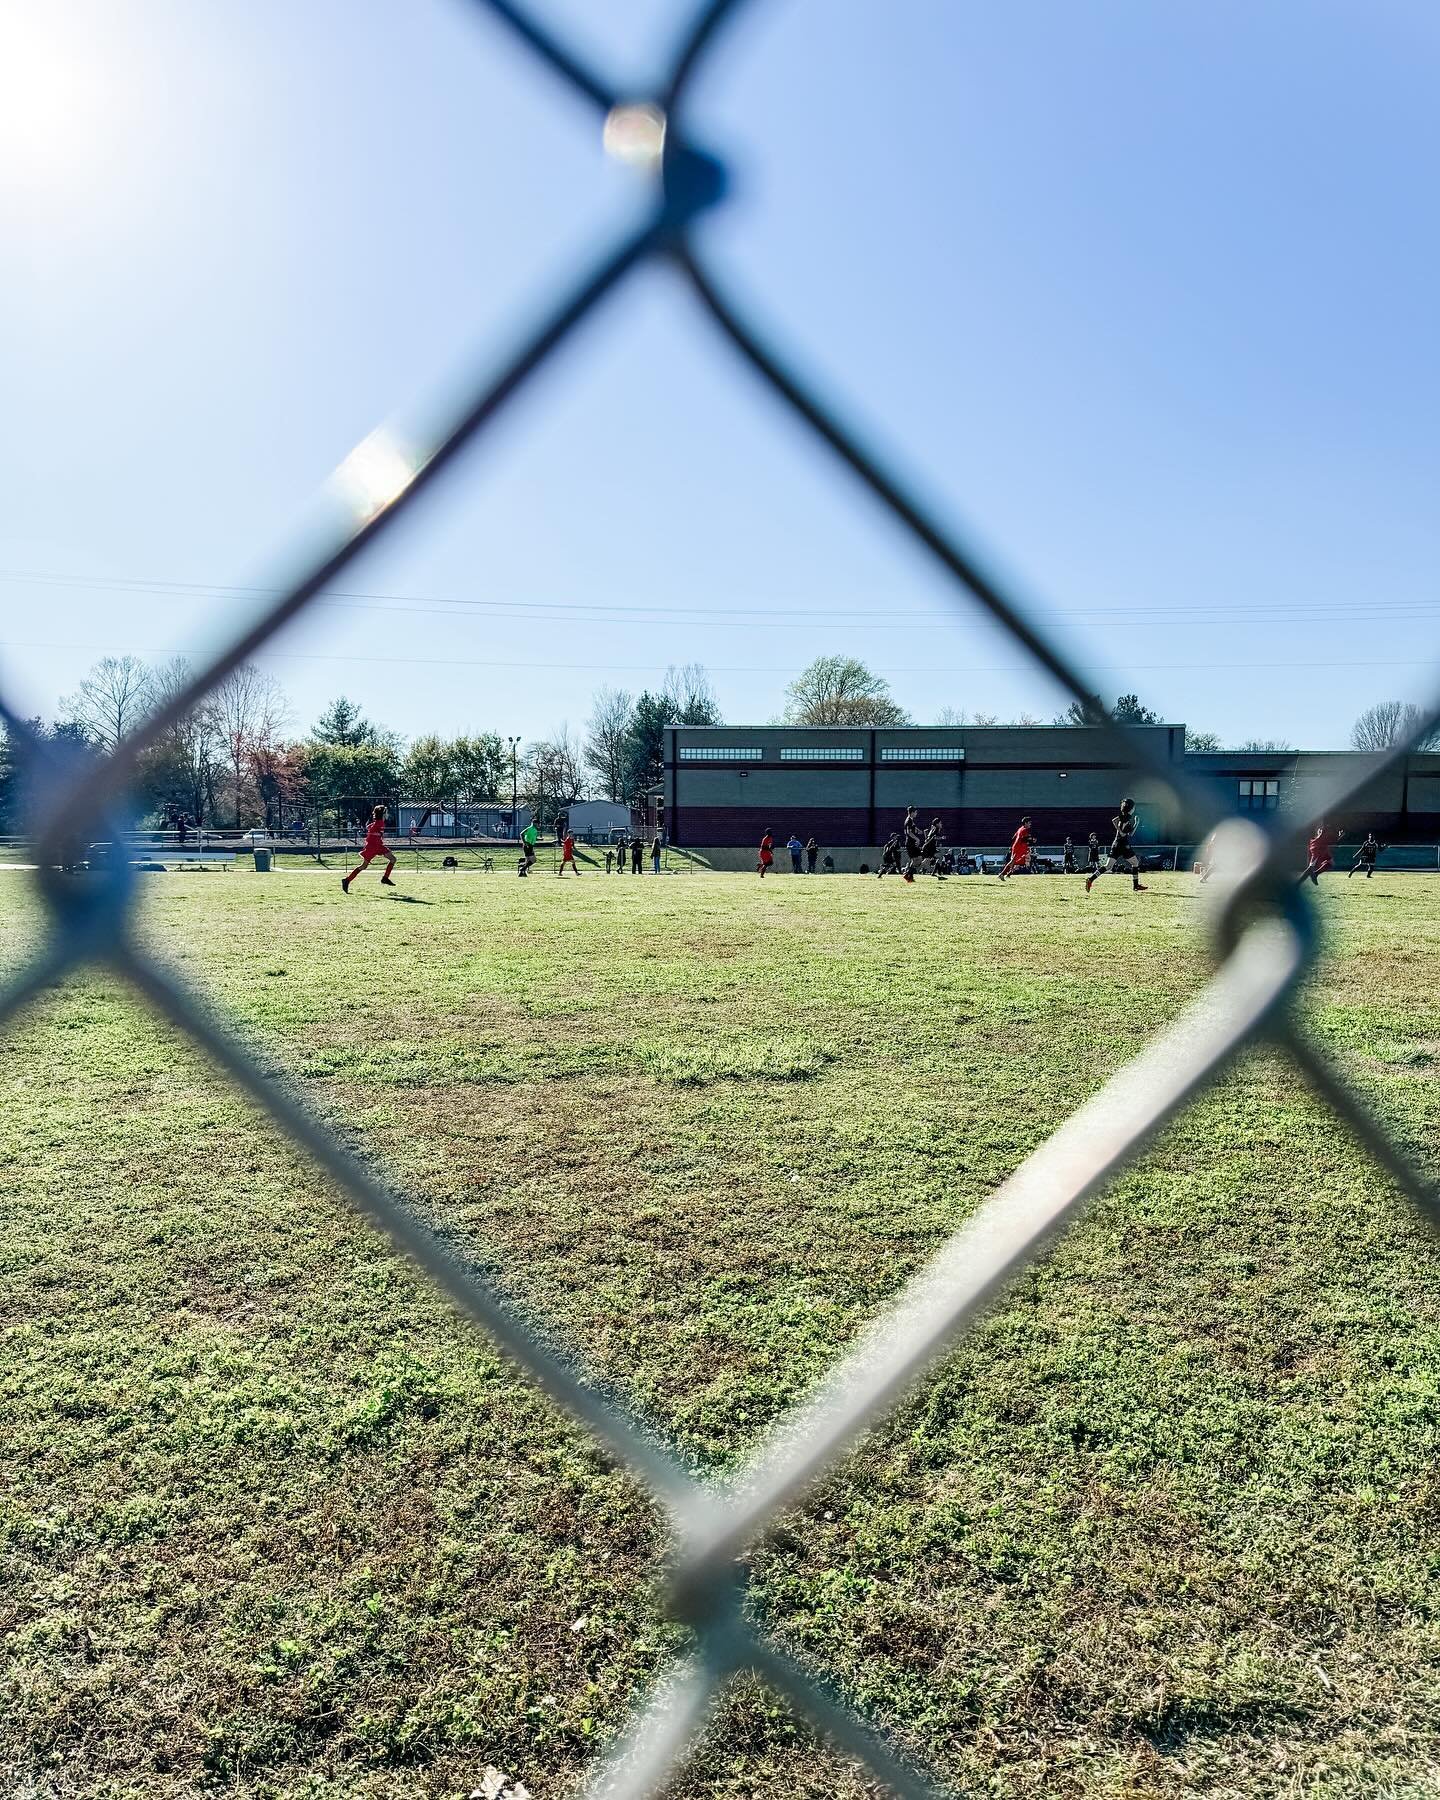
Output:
top-left (662, 663), bottom-right (722, 726)
top-left (1351, 700), bottom-right (1440, 753)
top-left (1230, 737), bottom-right (1296, 753)
top-left (524, 724), bottom-right (586, 829)
top-left (783, 655), bottom-right (910, 727)
top-left (584, 687), bottom-right (633, 802)
top-left (933, 706), bottom-right (969, 727)
top-left (59, 655), bottom-right (155, 749)
top-left (1185, 728), bottom-right (1222, 751)
top-left (211, 663), bottom-right (289, 826)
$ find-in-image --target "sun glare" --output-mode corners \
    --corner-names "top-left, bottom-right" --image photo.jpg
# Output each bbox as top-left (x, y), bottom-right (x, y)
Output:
top-left (0, 13), bottom-right (105, 180)
top-left (334, 429), bottom-right (421, 523)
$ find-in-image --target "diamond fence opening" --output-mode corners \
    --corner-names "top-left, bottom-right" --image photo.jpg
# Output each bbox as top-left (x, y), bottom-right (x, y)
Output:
top-left (2, 2), bottom-right (1437, 1795)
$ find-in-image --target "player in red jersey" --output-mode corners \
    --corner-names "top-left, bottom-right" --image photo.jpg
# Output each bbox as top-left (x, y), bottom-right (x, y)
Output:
top-left (342, 804), bottom-right (397, 892)
top-left (997, 817), bottom-right (1033, 881)
top-left (557, 830), bottom-right (580, 875)
top-left (1298, 822), bottom-right (1333, 886)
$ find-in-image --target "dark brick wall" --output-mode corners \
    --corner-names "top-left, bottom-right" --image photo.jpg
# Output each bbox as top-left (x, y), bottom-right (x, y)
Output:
top-left (674, 805), bottom-right (1440, 850)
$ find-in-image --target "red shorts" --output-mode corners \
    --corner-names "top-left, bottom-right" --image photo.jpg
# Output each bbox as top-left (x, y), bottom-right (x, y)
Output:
top-left (1009, 848), bottom-right (1030, 866)
top-left (360, 843), bottom-right (391, 864)
top-left (759, 851), bottom-right (773, 865)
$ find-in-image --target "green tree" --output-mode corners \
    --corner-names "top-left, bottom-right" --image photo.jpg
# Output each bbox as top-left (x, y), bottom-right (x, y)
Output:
top-left (1185, 728), bottom-right (1222, 751)
top-left (621, 691), bottom-right (673, 803)
top-left (401, 734), bottom-right (457, 803)
top-left (782, 656), bottom-right (910, 727)
top-left (299, 741), bottom-right (401, 828)
top-left (450, 734), bottom-right (507, 802)
top-left (311, 695), bottom-right (379, 747)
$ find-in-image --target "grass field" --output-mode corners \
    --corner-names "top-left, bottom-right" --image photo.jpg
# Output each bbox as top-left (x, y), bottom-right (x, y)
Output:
top-left (2, 866), bottom-right (1439, 1799)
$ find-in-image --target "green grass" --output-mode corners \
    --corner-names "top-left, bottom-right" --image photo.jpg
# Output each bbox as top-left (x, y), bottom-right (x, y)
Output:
top-left (1, 867), bottom-right (1438, 1798)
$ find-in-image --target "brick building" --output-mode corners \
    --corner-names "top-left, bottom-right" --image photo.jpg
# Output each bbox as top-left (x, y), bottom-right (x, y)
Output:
top-left (663, 724), bottom-right (1440, 851)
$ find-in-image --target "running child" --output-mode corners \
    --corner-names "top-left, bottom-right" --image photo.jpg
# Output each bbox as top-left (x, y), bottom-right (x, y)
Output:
top-left (558, 830), bottom-right (580, 875)
top-left (997, 817), bottom-right (1033, 881)
top-left (758, 830), bottom-right (775, 878)
top-left (1085, 799), bottom-right (1147, 893)
top-left (1348, 831), bottom-right (1382, 878)
top-left (1298, 822), bottom-right (1333, 886)
top-left (521, 820), bottom-right (539, 871)
top-left (342, 805), bottom-right (397, 893)
top-left (877, 833), bottom-right (902, 878)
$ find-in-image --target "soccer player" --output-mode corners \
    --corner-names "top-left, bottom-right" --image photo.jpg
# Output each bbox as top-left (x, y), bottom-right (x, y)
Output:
top-left (558, 830), bottom-right (580, 875)
top-left (1086, 832), bottom-right (1102, 873)
top-left (1085, 799), bottom-right (1147, 893)
top-left (877, 833), bottom-right (902, 878)
top-left (997, 817), bottom-right (1033, 881)
top-left (521, 820), bottom-right (538, 872)
top-left (1298, 822), bottom-right (1333, 886)
top-left (342, 805), bottom-right (397, 893)
top-left (1062, 836), bottom-right (1076, 874)
top-left (1349, 831), bottom-right (1382, 878)
top-left (758, 830), bottom-right (776, 878)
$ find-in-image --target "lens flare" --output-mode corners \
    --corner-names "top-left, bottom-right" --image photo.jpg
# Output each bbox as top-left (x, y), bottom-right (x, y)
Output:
top-left (334, 429), bottom-right (418, 522)
top-left (603, 102), bottom-right (666, 172)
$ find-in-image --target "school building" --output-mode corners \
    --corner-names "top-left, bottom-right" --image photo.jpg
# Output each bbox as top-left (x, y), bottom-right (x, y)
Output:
top-left (662, 724), bottom-right (1440, 854)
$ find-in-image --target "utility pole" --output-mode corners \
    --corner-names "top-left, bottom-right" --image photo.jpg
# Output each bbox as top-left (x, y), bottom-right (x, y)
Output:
top-left (508, 736), bottom-right (521, 839)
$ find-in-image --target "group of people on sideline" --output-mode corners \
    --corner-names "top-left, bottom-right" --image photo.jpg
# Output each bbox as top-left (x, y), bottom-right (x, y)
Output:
top-left (757, 832), bottom-right (832, 876)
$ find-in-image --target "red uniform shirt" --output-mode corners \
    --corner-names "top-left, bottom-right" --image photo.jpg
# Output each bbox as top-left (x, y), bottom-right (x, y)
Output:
top-left (562, 835), bottom-right (575, 859)
top-left (759, 834), bottom-right (774, 863)
top-left (364, 818), bottom-right (387, 852)
top-left (1010, 826), bottom-right (1031, 859)
top-left (1309, 833), bottom-right (1330, 866)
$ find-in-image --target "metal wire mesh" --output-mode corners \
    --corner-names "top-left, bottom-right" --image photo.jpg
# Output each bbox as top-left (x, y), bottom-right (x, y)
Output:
top-left (2, 2), bottom-right (1437, 1794)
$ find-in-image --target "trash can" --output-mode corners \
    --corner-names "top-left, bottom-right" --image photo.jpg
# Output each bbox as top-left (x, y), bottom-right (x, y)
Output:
top-left (254, 848), bottom-right (272, 872)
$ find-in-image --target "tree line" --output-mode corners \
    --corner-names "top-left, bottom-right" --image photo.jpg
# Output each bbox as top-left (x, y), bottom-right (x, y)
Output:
top-left (0, 649), bottom-right (1429, 835)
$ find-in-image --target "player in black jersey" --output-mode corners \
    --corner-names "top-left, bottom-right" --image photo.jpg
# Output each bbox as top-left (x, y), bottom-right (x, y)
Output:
top-left (1348, 831), bottom-right (1382, 878)
top-left (1085, 798), bottom-right (1148, 893)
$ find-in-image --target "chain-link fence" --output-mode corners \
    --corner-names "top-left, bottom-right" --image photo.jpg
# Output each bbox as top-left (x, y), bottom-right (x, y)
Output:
top-left (2, 3), bottom-right (1437, 1794)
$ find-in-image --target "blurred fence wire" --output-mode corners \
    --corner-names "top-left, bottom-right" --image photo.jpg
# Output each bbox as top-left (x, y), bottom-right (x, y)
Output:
top-left (2, 1), bottom-right (1437, 1794)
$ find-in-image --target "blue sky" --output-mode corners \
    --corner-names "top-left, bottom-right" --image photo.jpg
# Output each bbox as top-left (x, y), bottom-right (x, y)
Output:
top-left (1, 0), bottom-right (1436, 749)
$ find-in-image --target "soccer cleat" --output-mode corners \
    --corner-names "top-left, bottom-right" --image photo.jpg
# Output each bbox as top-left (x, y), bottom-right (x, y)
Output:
top-left (341, 875), bottom-right (351, 892)
top-left (1085, 875), bottom-right (1095, 892)
top-left (1134, 883), bottom-right (1148, 892)
top-left (380, 876), bottom-right (396, 886)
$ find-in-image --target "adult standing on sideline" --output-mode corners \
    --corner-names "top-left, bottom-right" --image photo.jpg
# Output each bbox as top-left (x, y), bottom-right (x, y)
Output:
top-left (651, 831), bottom-right (663, 874)
top-left (805, 836), bottom-right (819, 873)
top-left (787, 832), bottom-right (805, 874)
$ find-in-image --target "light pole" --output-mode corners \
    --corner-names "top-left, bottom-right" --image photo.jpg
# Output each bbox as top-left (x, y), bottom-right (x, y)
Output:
top-left (508, 736), bottom-right (521, 839)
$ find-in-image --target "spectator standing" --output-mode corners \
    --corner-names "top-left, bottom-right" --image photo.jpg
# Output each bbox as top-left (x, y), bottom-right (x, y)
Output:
top-left (805, 836), bottom-right (819, 873)
top-left (630, 835), bottom-right (644, 874)
top-left (787, 833), bottom-right (805, 874)
top-left (651, 832), bottom-right (663, 874)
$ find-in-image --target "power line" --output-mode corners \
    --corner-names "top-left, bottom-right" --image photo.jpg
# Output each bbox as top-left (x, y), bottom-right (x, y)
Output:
top-left (0, 566), bottom-right (1435, 631)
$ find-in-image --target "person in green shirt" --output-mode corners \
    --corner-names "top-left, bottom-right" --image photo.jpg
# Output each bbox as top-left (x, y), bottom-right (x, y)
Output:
top-left (521, 822), bottom-right (538, 870)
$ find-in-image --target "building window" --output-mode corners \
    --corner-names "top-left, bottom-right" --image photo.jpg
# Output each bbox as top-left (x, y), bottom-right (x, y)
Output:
top-left (779, 746), bottom-right (865, 761)
top-left (1238, 778), bottom-right (1280, 811)
top-left (879, 747), bottom-right (965, 762)
top-left (677, 746), bottom-right (763, 762)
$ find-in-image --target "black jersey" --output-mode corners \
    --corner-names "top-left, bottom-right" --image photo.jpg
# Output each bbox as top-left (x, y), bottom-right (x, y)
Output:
top-left (1110, 815), bottom-right (1135, 858)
